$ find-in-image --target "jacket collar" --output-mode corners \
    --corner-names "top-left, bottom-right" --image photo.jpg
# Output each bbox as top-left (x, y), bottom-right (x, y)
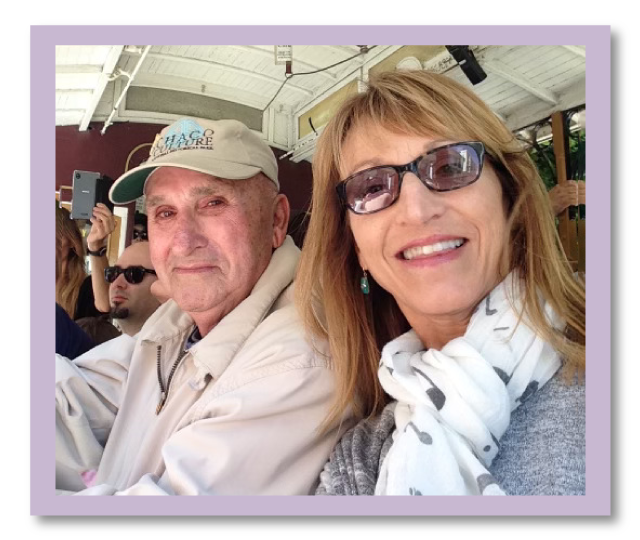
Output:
top-left (139, 236), bottom-right (300, 379)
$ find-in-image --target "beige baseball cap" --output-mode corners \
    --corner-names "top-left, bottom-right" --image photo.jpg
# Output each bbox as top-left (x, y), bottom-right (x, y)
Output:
top-left (109, 117), bottom-right (279, 204)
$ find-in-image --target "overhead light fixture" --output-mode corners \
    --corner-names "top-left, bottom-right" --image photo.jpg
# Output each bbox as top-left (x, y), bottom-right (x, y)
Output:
top-left (445, 46), bottom-right (487, 85)
top-left (396, 56), bottom-right (423, 71)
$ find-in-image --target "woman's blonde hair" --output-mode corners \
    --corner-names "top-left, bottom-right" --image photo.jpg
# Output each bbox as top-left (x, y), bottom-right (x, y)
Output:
top-left (295, 70), bottom-right (585, 429)
top-left (56, 204), bottom-right (87, 319)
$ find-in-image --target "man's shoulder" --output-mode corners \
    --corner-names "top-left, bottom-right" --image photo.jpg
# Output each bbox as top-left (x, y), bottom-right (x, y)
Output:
top-left (200, 302), bottom-right (333, 400)
top-left (138, 300), bottom-right (193, 342)
top-left (245, 302), bottom-right (331, 369)
top-left (74, 333), bottom-right (137, 362)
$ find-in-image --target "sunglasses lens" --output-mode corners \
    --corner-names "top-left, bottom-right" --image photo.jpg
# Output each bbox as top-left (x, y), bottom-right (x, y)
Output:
top-left (104, 267), bottom-right (118, 283)
top-left (418, 143), bottom-right (482, 191)
top-left (105, 266), bottom-right (148, 284)
top-left (346, 168), bottom-right (399, 214)
top-left (125, 267), bottom-right (145, 284)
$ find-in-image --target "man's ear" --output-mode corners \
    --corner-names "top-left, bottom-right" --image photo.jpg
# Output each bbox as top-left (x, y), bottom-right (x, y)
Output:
top-left (272, 194), bottom-right (290, 249)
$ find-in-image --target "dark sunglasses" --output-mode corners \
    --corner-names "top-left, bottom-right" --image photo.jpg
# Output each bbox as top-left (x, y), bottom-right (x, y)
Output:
top-left (336, 141), bottom-right (486, 215)
top-left (104, 265), bottom-right (156, 284)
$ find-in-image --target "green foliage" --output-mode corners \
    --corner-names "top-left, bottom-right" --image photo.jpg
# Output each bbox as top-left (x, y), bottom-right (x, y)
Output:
top-left (528, 129), bottom-right (586, 191)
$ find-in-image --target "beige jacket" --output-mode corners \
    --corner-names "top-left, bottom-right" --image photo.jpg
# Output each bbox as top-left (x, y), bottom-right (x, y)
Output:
top-left (56, 237), bottom-right (349, 495)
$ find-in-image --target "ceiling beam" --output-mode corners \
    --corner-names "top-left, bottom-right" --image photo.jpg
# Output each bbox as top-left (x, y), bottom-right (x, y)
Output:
top-left (125, 50), bottom-right (314, 97)
top-left (483, 59), bottom-right (559, 105)
top-left (56, 88), bottom-right (94, 94)
top-left (55, 64), bottom-right (104, 75)
top-left (79, 45), bottom-right (125, 131)
top-left (501, 79), bottom-right (585, 132)
top-left (56, 108), bottom-right (87, 113)
top-left (56, 90), bottom-right (94, 108)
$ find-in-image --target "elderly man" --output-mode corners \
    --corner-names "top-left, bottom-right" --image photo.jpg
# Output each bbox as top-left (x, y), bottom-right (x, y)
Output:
top-left (105, 241), bottom-right (160, 337)
top-left (55, 117), bottom-right (347, 495)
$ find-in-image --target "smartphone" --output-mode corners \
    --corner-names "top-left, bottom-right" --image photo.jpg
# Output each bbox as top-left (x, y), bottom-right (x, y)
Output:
top-left (70, 170), bottom-right (115, 220)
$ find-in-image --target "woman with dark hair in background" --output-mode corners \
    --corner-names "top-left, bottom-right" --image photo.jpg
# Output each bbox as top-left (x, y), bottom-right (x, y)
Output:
top-left (297, 70), bottom-right (585, 496)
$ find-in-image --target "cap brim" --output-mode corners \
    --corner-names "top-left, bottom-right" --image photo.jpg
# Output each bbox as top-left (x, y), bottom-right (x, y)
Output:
top-left (109, 160), bottom-right (264, 205)
top-left (109, 165), bottom-right (157, 204)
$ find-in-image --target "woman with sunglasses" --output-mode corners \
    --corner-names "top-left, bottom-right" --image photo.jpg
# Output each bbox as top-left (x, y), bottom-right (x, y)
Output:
top-left (296, 70), bottom-right (585, 496)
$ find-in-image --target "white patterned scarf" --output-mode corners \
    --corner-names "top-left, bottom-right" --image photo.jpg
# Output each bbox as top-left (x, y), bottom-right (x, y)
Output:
top-left (375, 273), bottom-right (564, 496)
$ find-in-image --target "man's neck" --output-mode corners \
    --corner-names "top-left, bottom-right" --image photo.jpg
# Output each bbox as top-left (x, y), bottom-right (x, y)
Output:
top-left (189, 305), bottom-right (237, 338)
top-left (191, 318), bottom-right (217, 338)
top-left (117, 318), bottom-right (143, 337)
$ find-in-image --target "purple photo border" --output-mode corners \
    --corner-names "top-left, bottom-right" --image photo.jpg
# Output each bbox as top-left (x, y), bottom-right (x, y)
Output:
top-left (33, 26), bottom-right (610, 516)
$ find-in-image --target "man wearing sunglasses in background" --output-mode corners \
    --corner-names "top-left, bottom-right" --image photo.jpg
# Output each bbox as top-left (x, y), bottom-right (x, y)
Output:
top-left (55, 240), bottom-right (163, 493)
top-left (105, 242), bottom-right (160, 337)
top-left (55, 117), bottom-right (348, 496)
top-left (131, 211), bottom-right (148, 243)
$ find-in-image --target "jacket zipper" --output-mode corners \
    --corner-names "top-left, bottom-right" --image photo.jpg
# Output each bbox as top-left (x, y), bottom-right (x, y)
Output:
top-left (156, 346), bottom-right (188, 415)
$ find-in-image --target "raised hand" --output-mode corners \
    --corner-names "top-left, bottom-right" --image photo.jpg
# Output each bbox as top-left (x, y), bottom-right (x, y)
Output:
top-left (548, 180), bottom-right (579, 216)
top-left (86, 203), bottom-right (116, 252)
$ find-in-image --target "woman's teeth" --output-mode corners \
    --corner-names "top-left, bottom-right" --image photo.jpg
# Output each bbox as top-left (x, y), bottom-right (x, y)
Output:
top-left (402, 239), bottom-right (465, 260)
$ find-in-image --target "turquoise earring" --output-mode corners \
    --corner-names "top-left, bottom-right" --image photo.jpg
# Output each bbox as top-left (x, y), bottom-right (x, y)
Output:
top-left (360, 269), bottom-right (370, 295)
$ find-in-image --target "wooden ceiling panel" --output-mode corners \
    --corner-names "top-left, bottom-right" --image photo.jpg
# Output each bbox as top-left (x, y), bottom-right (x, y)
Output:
top-left (55, 72), bottom-right (103, 90)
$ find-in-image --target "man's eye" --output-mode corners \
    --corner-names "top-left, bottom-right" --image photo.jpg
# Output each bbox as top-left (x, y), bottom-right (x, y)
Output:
top-left (156, 209), bottom-right (174, 219)
top-left (204, 199), bottom-right (225, 209)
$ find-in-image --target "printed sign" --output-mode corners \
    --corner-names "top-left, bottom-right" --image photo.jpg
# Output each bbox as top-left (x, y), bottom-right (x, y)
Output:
top-left (274, 45), bottom-right (293, 65)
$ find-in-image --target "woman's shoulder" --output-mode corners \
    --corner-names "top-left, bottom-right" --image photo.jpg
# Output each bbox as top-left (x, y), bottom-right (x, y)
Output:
top-left (78, 274), bottom-right (93, 294)
top-left (316, 402), bottom-right (396, 495)
top-left (492, 375), bottom-right (586, 495)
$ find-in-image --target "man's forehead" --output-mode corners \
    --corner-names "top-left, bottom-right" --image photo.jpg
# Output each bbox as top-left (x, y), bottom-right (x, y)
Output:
top-left (116, 244), bottom-right (152, 268)
top-left (145, 168), bottom-right (265, 207)
top-left (146, 168), bottom-right (242, 195)
top-left (149, 166), bottom-right (237, 186)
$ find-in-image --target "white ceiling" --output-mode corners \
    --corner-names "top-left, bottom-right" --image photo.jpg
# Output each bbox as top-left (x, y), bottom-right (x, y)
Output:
top-left (55, 45), bottom-right (586, 162)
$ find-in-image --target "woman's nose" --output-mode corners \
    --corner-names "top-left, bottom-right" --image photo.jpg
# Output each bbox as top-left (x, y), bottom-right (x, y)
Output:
top-left (394, 173), bottom-right (446, 224)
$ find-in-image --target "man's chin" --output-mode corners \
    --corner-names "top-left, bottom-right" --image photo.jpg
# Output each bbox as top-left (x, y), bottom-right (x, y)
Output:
top-left (172, 293), bottom-right (222, 315)
top-left (110, 306), bottom-right (130, 319)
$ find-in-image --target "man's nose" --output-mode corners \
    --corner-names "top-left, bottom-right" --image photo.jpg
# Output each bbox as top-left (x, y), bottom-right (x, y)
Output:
top-left (112, 271), bottom-right (129, 289)
top-left (172, 213), bottom-right (208, 254)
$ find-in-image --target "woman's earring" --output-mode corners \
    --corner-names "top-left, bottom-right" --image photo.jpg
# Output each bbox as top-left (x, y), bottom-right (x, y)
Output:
top-left (360, 269), bottom-right (370, 295)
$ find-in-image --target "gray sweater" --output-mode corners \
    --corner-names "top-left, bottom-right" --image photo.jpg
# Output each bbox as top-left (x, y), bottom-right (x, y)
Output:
top-left (316, 376), bottom-right (585, 495)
